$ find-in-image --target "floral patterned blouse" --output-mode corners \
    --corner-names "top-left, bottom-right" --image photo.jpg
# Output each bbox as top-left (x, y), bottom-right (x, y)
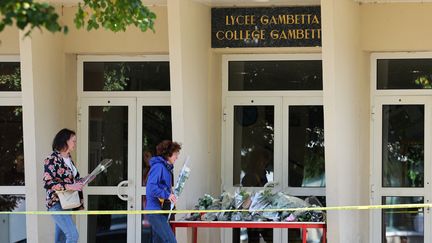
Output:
top-left (43, 151), bottom-right (84, 210)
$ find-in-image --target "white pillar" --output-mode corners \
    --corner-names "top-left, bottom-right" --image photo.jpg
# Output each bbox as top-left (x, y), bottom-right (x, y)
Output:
top-left (321, 0), bottom-right (370, 242)
top-left (20, 30), bottom-right (70, 243)
top-left (168, 1), bottom-right (221, 242)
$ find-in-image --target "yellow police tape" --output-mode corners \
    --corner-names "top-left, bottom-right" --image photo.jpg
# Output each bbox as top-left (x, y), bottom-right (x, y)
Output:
top-left (0, 203), bottom-right (430, 215)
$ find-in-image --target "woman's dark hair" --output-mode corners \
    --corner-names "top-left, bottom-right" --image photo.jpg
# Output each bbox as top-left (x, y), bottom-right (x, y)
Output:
top-left (52, 128), bottom-right (76, 151)
top-left (156, 140), bottom-right (181, 159)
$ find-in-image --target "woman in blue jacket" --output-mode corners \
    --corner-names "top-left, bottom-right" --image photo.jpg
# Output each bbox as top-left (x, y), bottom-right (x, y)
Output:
top-left (146, 140), bottom-right (181, 243)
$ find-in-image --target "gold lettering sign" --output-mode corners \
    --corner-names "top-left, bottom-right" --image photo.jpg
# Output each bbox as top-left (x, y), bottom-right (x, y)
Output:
top-left (212, 7), bottom-right (321, 48)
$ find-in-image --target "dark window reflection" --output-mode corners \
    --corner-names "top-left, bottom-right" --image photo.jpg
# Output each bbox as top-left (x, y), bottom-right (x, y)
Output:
top-left (289, 106), bottom-right (325, 187)
top-left (0, 195), bottom-right (26, 242)
top-left (0, 106), bottom-right (24, 186)
top-left (87, 195), bottom-right (127, 243)
top-left (88, 106), bottom-right (128, 186)
top-left (377, 59), bottom-right (432, 89)
top-left (229, 60), bottom-right (322, 91)
top-left (233, 228), bottom-right (273, 243)
top-left (84, 62), bottom-right (170, 91)
top-left (142, 106), bottom-right (172, 186)
top-left (0, 62), bottom-right (21, 91)
top-left (382, 105), bottom-right (424, 187)
top-left (382, 197), bottom-right (423, 243)
top-left (233, 106), bottom-right (274, 187)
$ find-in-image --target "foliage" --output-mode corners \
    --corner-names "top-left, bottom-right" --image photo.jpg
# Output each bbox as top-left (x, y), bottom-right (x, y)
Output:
top-left (75, 0), bottom-right (156, 32)
top-left (0, 0), bottom-right (67, 36)
top-left (414, 75), bottom-right (432, 89)
top-left (303, 127), bottom-right (325, 181)
top-left (102, 63), bottom-right (129, 91)
top-left (0, 195), bottom-right (25, 211)
top-left (0, 0), bottom-right (157, 36)
top-left (0, 67), bottom-right (21, 91)
top-left (385, 141), bottom-right (423, 187)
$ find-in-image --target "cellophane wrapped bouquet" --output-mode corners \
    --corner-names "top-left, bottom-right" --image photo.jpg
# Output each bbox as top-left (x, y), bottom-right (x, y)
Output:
top-left (185, 187), bottom-right (326, 222)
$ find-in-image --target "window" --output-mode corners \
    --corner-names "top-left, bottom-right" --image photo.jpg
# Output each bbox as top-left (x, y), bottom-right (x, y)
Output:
top-left (0, 56), bottom-right (26, 242)
top-left (83, 61), bottom-right (170, 91)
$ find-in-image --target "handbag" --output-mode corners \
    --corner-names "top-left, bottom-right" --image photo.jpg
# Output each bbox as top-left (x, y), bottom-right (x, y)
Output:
top-left (161, 199), bottom-right (171, 210)
top-left (56, 190), bottom-right (81, 209)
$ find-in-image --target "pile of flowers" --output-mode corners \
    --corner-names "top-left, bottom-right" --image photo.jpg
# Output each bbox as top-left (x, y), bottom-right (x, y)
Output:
top-left (185, 188), bottom-right (325, 222)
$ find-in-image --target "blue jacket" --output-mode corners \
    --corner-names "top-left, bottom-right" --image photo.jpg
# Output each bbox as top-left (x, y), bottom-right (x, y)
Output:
top-left (145, 156), bottom-right (173, 210)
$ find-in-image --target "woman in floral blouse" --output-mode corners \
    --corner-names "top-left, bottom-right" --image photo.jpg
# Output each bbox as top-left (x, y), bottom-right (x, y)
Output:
top-left (43, 128), bottom-right (85, 243)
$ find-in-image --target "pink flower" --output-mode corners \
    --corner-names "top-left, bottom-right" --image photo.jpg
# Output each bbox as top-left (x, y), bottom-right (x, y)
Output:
top-left (57, 168), bottom-right (65, 175)
top-left (64, 178), bottom-right (71, 183)
top-left (44, 159), bottom-right (50, 165)
top-left (43, 172), bottom-right (52, 181)
top-left (52, 184), bottom-right (62, 191)
top-left (48, 165), bottom-right (55, 171)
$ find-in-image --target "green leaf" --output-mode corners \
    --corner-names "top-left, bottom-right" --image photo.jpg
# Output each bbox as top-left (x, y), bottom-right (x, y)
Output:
top-left (0, 0), bottom-right (157, 36)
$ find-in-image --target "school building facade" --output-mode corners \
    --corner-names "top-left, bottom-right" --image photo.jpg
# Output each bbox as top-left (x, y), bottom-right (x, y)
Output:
top-left (0, 0), bottom-right (431, 242)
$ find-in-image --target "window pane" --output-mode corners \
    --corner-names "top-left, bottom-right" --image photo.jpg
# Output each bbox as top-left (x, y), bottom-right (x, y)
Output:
top-left (142, 106), bottom-right (172, 186)
top-left (382, 105), bottom-right (424, 187)
top-left (289, 106), bottom-right (325, 187)
top-left (382, 196), bottom-right (423, 243)
top-left (0, 106), bottom-right (24, 186)
top-left (87, 195), bottom-right (127, 243)
top-left (233, 106), bottom-right (274, 187)
top-left (88, 106), bottom-right (128, 186)
top-left (228, 60), bottom-right (322, 91)
top-left (0, 195), bottom-right (26, 243)
top-left (0, 62), bottom-right (21, 91)
top-left (377, 59), bottom-right (432, 89)
top-left (83, 62), bottom-right (170, 91)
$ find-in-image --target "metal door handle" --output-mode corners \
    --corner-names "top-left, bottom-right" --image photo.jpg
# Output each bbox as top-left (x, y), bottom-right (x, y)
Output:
top-left (116, 180), bottom-right (130, 201)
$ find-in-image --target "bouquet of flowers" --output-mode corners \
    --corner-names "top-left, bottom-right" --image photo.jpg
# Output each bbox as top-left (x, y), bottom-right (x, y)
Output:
top-left (173, 156), bottom-right (191, 197)
top-left (82, 159), bottom-right (113, 185)
top-left (168, 156), bottom-right (191, 220)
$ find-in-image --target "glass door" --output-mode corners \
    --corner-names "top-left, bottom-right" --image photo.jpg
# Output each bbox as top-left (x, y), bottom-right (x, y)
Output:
top-left (223, 96), bottom-right (283, 243)
top-left (78, 97), bottom-right (137, 243)
top-left (135, 97), bottom-right (172, 243)
top-left (282, 96), bottom-right (325, 243)
top-left (78, 97), bottom-right (172, 243)
top-left (371, 96), bottom-right (431, 243)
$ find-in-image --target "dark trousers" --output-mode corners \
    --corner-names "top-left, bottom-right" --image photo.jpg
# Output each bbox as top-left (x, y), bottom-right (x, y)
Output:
top-left (147, 214), bottom-right (177, 243)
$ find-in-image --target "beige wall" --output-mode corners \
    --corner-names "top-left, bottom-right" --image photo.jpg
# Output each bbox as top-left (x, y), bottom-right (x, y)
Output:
top-left (20, 29), bottom-right (69, 243)
top-left (361, 3), bottom-right (432, 51)
top-left (62, 6), bottom-right (169, 54)
top-left (0, 27), bottom-right (19, 54)
top-left (168, 0), bottom-right (221, 242)
top-left (322, 0), bottom-right (370, 242)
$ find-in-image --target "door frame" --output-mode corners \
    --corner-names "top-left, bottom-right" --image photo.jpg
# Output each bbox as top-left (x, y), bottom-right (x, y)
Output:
top-left (77, 97), bottom-right (137, 242)
top-left (134, 97), bottom-right (171, 242)
top-left (370, 52), bottom-right (432, 243)
top-left (221, 54), bottom-right (324, 243)
top-left (77, 54), bottom-right (171, 243)
top-left (370, 95), bottom-right (432, 243)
